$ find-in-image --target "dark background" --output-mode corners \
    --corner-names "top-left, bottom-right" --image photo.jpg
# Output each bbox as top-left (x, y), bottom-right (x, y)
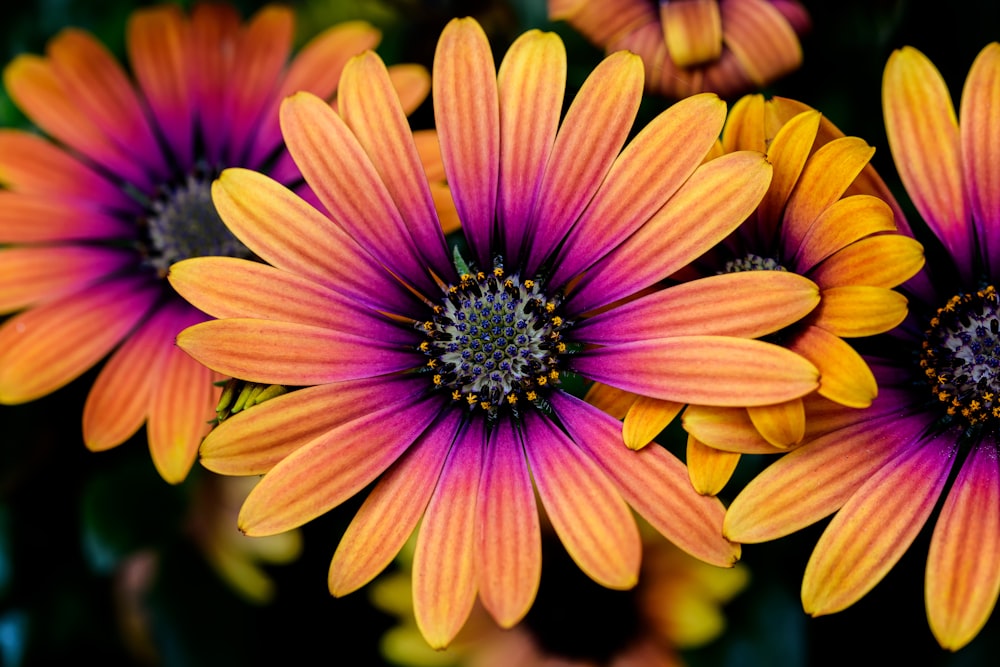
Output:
top-left (1, 1), bottom-right (999, 665)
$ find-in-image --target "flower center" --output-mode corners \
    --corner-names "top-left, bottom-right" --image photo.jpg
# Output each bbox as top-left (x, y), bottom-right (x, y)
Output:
top-left (419, 263), bottom-right (569, 419)
top-left (719, 252), bottom-right (787, 274)
top-left (921, 285), bottom-right (1000, 426)
top-left (141, 166), bottom-right (252, 276)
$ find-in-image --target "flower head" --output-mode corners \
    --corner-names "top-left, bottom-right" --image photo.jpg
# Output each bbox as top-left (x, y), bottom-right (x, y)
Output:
top-left (0, 3), bottom-right (427, 483)
top-left (172, 17), bottom-right (819, 647)
top-left (548, 0), bottom-right (811, 99)
top-left (720, 42), bottom-right (1000, 651)
top-left (673, 94), bottom-right (925, 494)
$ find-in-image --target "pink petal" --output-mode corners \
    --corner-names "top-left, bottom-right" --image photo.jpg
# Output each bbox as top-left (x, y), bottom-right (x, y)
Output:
top-left (960, 43), bottom-right (1000, 269)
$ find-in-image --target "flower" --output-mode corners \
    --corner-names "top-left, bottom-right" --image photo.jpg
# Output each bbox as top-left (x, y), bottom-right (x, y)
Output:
top-left (720, 42), bottom-right (1000, 651)
top-left (670, 94), bottom-right (925, 494)
top-left (171, 17), bottom-right (820, 647)
top-left (0, 2), bottom-right (429, 483)
top-left (372, 521), bottom-right (749, 667)
top-left (548, 0), bottom-right (811, 99)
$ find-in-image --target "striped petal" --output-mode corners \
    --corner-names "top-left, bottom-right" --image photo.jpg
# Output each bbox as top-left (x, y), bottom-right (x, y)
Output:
top-left (567, 151), bottom-right (772, 314)
top-left (791, 195), bottom-right (898, 273)
top-left (788, 325), bottom-right (876, 408)
top-left (177, 318), bottom-right (419, 387)
top-left (551, 92), bottom-right (726, 287)
top-left (686, 435), bottom-right (741, 496)
top-left (623, 396), bottom-right (685, 450)
top-left (810, 286), bottom-right (909, 338)
top-left (523, 411), bottom-right (641, 589)
top-left (0, 246), bottom-right (134, 314)
top-left (211, 168), bottom-right (418, 316)
top-left (329, 410), bottom-right (461, 596)
top-left (781, 137), bottom-right (875, 260)
top-left (926, 441), bottom-right (1000, 651)
top-left (724, 409), bottom-right (932, 543)
top-left (661, 0), bottom-right (722, 67)
top-left (413, 423), bottom-right (482, 649)
top-left (83, 303), bottom-right (174, 452)
top-left (721, 0), bottom-right (802, 86)
top-left (584, 381), bottom-right (638, 420)
top-left (574, 336), bottom-right (818, 407)
top-left (168, 256), bottom-right (412, 343)
top-left (575, 271), bottom-right (818, 344)
top-left (46, 28), bottom-right (168, 178)
top-left (476, 419), bottom-right (540, 627)
top-left (802, 433), bottom-right (956, 616)
top-left (682, 405), bottom-right (779, 455)
top-left (747, 397), bottom-right (806, 448)
top-left (525, 50), bottom-right (644, 274)
top-left (495, 29), bottom-right (565, 262)
top-left (961, 43), bottom-right (1000, 269)
top-left (807, 235), bottom-right (925, 289)
top-left (432, 17), bottom-right (499, 269)
top-left (127, 4), bottom-right (194, 168)
top-left (883, 46), bottom-right (971, 282)
top-left (756, 109), bottom-right (820, 229)
top-left (147, 303), bottom-right (217, 484)
top-left (237, 396), bottom-right (441, 536)
top-left (0, 129), bottom-right (127, 205)
top-left (279, 92), bottom-right (439, 296)
top-left (0, 191), bottom-right (133, 243)
top-left (555, 392), bottom-right (738, 566)
top-left (200, 375), bottom-right (427, 475)
top-left (0, 277), bottom-right (158, 403)
top-left (189, 3), bottom-right (241, 164)
top-left (338, 51), bottom-right (452, 280)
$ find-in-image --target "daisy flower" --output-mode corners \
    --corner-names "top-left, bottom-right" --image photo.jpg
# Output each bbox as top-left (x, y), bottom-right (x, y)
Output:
top-left (548, 0), bottom-right (811, 99)
top-left (722, 42), bottom-right (1000, 651)
top-left (0, 2), bottom-right (428, 483)
top-left (171, 18), bottom-right (819, 647)
top-left (672, 94), bottom-right (925, 494)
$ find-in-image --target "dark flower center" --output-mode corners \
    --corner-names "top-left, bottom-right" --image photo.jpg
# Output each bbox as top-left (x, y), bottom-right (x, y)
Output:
top-left (522, 537), bottom-right (642, 663)
top-left (419, 262), bottom-right (569, 419)
top-left (921, 285), bottom-right (1000, 426)
top-left (719, 252), bottom-right (787, 274)
top-left (141, 166), bottom-right (252, 276)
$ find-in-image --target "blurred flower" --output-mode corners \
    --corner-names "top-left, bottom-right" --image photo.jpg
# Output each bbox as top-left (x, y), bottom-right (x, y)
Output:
top-left (548, 0), bottom-right (810, 99)
top-left (373, 522), bottom-right (749, 667)
top-left (721, 42), bottom-right (1000, 651)
top-left (0, 2), bottom-right (429, 484)
top-left (671, 94), bottom-right (924, 494)
top-left (170, 16), bottom-right (819, 647)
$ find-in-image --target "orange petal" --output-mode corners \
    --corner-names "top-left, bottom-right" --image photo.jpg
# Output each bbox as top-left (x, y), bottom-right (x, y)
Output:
top-left (0, 278), bottom-right (158, 403)
top-left (883, 46), bottom-right (971, 281)
top-left (0, 190), bottom-right (133, 243)
top-left (574, 336), bottom-right (818, 407)
top-left (724, 409), bottom-right (932, 543)
top-left (554, 392), bottom-right (739, 567)
top-left (961, 43), bottom-right (1000, 268)
top-left (412, 423), bottom-right (482, 649)
top-left (524, 411), bottom-right (641, 589)
top-left (686, 435), bottom-right (740, 496)
top-left (623, 396), bottom-right (684, 450)
top-left (721, 0), bottom-right (802, 87)
top-left (926, 442), bottom-right (1000, 650)
top-left (146, 304), bottom-right (217, 484)
top-left (200, 375), bottom-right (426, 476)
top-left (495, 29), bottom-right (565, 260)
top-left (568, 151), bottom-right (772, 313)
top-left (237, 396), bottom-right (441, 536)
top-left (583, 382), bottom-right (638, 420)
top-left (756, 108), bottom-right (821, 228)
top-left (526, 49), bottom-right (644, 274)
top-left (807, 234), bottom-right (925, 289)
top-left (802, 434), bottom-right (955, 616)
top-left (0, 246), bottom-right (134, 314)
top-left (682, 404), bottom-right (779, 454)
top-left (329, 410), bottom-right (460, 596)
top-left (721, 93), bottom-right (766, 153)
top-left (476, 420), bottom-right (541, 627)
top-left (432, 17), bottom-right (499, 268)
top-left (792, 194), bottom-right (898, 272)
top-left (788, 324), bottom-right (876, 408)
top-left (339, 51), bottom-right (451, 278)
top-left (810, 286), bottom-right (909, 338)
top-left (747, 397), bottom-right (806, 448)
top-left (661, 0), bottom-right (722, 67)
